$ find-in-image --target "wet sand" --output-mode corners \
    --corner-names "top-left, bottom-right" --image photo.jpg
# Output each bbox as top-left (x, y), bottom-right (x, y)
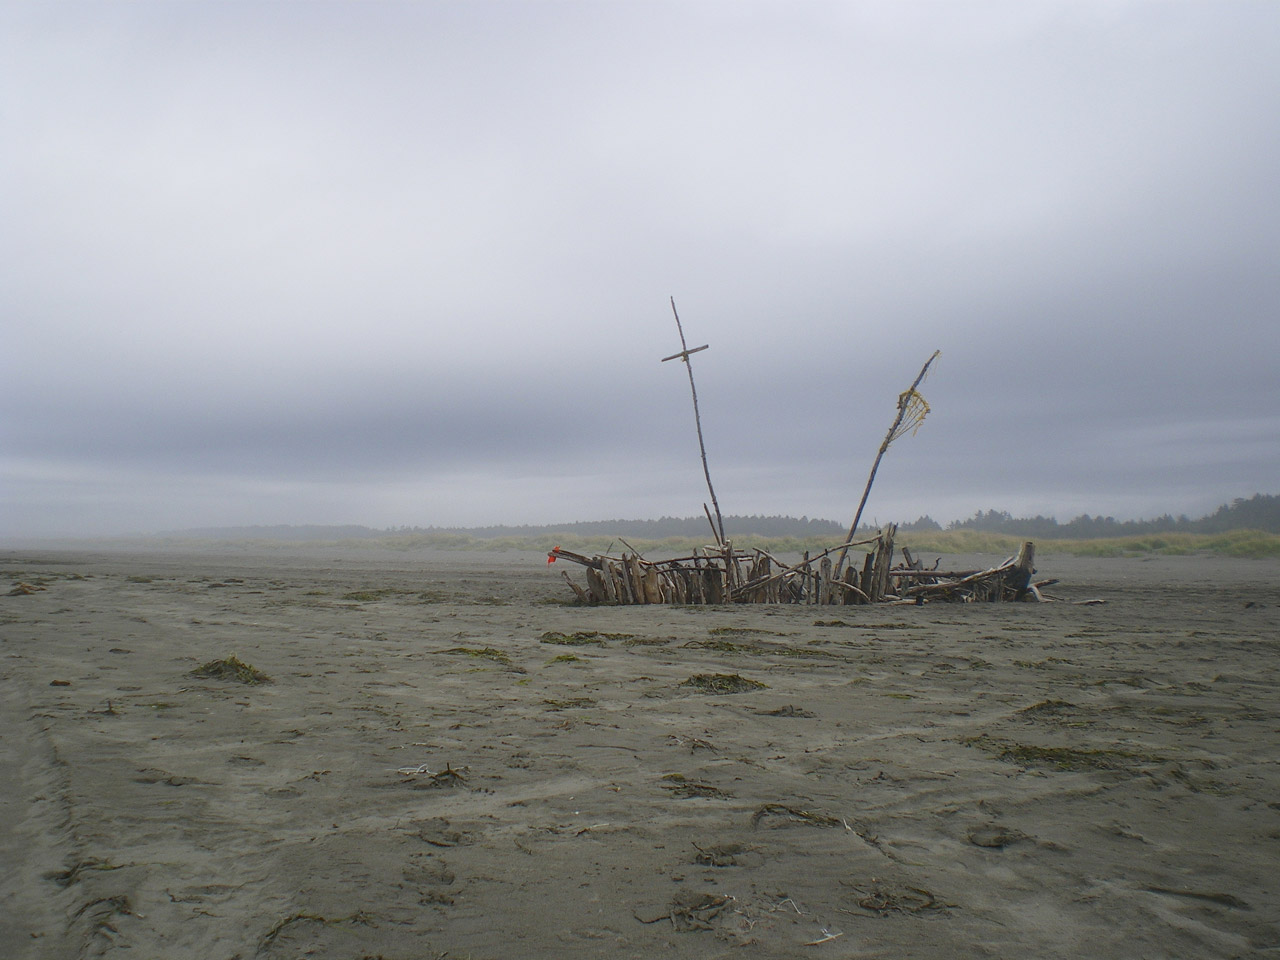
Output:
top-left (1, 547), bottom-right (1278, 959)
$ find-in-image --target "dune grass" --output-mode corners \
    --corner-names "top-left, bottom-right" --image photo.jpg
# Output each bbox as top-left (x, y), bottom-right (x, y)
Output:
top-left (897, 528), bottom-right (1280, 559)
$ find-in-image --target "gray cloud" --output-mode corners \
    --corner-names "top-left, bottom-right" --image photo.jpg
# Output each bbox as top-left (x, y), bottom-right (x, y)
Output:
top-left (3, 1), bottom-right (1278, 537)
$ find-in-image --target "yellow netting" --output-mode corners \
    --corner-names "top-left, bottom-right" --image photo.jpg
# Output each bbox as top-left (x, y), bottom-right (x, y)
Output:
top-left (889, 389), bottom-right (930, 442)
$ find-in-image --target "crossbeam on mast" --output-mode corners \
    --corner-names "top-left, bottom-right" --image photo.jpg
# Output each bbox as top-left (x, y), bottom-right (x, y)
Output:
top-left (661, 344), bottom-right (709, 363)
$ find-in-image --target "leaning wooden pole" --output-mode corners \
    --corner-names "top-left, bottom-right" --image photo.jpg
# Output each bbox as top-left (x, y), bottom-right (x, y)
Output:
top-left (663, 297), bottom-right (726, 546)
top-left (835, 350), bottom-right (941, 576)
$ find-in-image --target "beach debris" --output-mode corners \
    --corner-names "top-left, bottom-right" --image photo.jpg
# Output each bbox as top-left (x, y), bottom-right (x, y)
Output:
top-left (542, 696), bottom-right (596, 709)
top-left (190, 655), bottom-right (272, 684)
top-left (258, 910), bottom-right (375, 951)
top-left (803, 928), bottom-right (845, 945)
top-left (756, 704), bottom-right (816, 718)
top-left (683, 638), bottom-right (834, 659)
top-left (551, 530), bottom-right (1046, 606)
top-left (968, 735), bottom-right (1166, 771)
top-left (436, 645), bottom-right (515, 666)
top-left (397, 762), bottom-right (468, 789)
top-left (46, 857), bottom-right (128, 888)
top-left (1017, 699), bottom-right (1077, 719)
top-left (397, 762), bottom-right (435, 776)
top-left (635, 890), bottom-right (736, 930)
top-left (70, 895), bottom-right (137, 942)
top-left (751, 803), bottom-right (842, 829)
top-left (538, 630), bottom-right (630, 645)
top-left (1142, 886), bottom-right (1251, 910)
top-left (967, 824), bottom-right (1032, 848)
top-left (845, 881), bottom-right (948, 915)
top-left (691, 842), bottom-right (754, 867)
top-left (660, 773), bottom-right (732, 799)
top-left (666, 734), bottom-right (717, 751)
top-left (680, 673), bottom-right (767, 694)
top-left (413, 817), bottom-right (472, 847)
top-left (8, 581), bottom-right (46, 595)
top-left (134, 768), bottom-right (204, 786)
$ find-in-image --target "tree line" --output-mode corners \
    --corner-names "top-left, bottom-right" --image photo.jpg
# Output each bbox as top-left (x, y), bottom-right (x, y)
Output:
top-left (171, 493), bottom-right (1279, 541)
top-left (940, 493), bottom-right (1280, 538)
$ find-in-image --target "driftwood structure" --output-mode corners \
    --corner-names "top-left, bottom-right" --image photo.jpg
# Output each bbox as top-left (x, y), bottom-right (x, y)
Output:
top-left (549, 527), bottom-right (1048, 606)
top-left (549, 307), bottom-right (1060, 605)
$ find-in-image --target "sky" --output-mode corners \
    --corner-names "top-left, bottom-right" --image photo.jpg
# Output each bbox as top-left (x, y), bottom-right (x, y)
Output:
top-left (3, 1), bottom-right (1278, 539)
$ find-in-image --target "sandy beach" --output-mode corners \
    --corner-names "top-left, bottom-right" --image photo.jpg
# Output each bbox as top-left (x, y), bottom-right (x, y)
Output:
top-left (1, 546), bottom-right (1277, 959)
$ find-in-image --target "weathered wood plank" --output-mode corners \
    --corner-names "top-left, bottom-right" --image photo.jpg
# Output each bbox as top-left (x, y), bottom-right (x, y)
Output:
top-left (1009, 541), bottom-right (1036, 601)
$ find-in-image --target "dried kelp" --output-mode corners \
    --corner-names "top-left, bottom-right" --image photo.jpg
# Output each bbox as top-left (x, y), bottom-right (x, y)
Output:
top-left (680, 673), bottom-right (768, 694)
top-left (845, 881), bottom-right (949, 916)
top-left (190, 655), bottom-right (272, 684)
top-left (635, 891), bottom-right (736, 931)
top-left (436, 646), bottom-right (513, 665)
top-left (660, 773), bottom-right (732, 799)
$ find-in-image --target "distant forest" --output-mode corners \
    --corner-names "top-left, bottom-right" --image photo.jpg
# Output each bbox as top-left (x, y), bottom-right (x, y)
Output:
top-left (172, 494), bottom-right (1280, 542)
top-left (935, 493), bottom-right (1280, 539)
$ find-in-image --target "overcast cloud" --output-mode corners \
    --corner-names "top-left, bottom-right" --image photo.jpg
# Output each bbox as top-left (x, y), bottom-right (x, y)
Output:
top-left (3, 1), bottom-right (1278, 538)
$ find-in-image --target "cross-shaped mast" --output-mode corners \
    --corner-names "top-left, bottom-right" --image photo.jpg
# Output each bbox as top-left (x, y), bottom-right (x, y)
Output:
top-left (662, 297), bottom-right (726, 546)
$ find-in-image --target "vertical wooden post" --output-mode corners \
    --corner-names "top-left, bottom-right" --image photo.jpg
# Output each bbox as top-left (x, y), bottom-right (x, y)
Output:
top-left (1009, 541), bottom-right (1035, 601)
top-left (664, 298), bottom-right (726, 546)
top-left (835, 351), bottom-right (940, 577)
top-left (819, 557), bottom-right (833, 605)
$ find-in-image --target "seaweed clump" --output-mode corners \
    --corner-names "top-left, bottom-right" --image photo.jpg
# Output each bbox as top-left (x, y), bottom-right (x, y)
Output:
top-left (539, 630), bottom-right (634, 644)
top-left (437, 646), bottom-right (513, 665)
top-left (680, 673), bottom-right (768, 694)
top-left (191, 655), bottom-right (272, 684)
top-left (968, 735), bottom-right (1164, 771)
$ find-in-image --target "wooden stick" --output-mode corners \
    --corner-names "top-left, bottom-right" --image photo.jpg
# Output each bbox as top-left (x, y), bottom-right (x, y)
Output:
top-left (618, 537), bottom-right (646, 560)
top-left (666, 297), bottom-right (726, 546)
top-left (1009, 541), bottom-right (1035, 600)
top-left (560, 571), bottom-right (588, 603)
top-left (661, 343), bottom-right (709, 362)
top-left (702, 502), bottom-right (722, 546)
top-left (547, 547), bottom-right (600, 568)
top-left (835, 350), bottom-right (940, 576)
top-left (901, 556), bottom-right (1018, 597)
top-left (729, 536), bottom-right (880, 598)
top-left (888, 568), bottom-right (981, 579)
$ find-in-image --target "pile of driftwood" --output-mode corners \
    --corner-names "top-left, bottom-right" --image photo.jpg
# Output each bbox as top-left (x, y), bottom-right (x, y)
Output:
top-left (549, 525), bottom-right (1047, 605)
top-left (551, 312), bottom-right (1069, 606)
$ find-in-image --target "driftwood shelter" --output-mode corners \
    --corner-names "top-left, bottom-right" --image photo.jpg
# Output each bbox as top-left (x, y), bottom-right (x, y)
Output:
top-left (548, 528), bottom-right (1047, 606)
top-left (549, 302), bottom-right (1053, 606)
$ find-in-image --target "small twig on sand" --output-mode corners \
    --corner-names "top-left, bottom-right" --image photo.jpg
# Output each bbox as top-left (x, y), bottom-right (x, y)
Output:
top-left (804, 928), bottom-right (845, 946)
